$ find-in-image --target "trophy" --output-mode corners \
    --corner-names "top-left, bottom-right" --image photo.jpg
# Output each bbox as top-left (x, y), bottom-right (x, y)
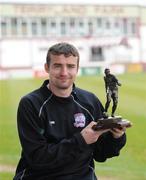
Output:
top-left (92, 68), bottom-right (132, 131)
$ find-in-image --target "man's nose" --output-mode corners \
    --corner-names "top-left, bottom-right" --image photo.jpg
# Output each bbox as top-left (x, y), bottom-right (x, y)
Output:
top-left (60, 66), bottom-right (68, 75)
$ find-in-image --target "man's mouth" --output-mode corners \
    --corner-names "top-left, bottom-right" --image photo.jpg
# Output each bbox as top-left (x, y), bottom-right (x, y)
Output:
top-left (59, 78), bottom-right (68, 81)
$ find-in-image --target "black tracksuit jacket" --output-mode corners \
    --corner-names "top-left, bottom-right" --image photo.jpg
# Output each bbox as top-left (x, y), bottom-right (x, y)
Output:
top-left (14, 80), bottom-right (126, 180)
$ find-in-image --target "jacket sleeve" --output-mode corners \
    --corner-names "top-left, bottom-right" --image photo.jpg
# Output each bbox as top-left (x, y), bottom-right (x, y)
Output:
top-left (93, 131), bottom-right (126, 162)
top-left (17, 96), bottom-right (89, 170)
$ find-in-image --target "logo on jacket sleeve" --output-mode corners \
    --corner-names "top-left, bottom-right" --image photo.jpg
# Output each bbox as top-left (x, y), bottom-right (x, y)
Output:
top-left (74, 113), bottom-right (86, 128)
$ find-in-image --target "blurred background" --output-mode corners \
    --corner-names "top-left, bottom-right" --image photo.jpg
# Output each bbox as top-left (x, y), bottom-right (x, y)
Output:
top-left (0, 0), bottom-right (146, 179)
top-left (0, 0), bottom-right (146, 77)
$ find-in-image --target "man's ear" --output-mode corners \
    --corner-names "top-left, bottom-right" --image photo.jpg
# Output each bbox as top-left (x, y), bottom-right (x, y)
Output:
top-left (44, 63), bottom-right (49, 73)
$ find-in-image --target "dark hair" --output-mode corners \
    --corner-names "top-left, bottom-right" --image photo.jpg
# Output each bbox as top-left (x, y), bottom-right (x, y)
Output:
top-left (46, 42), bottom-right (80, 67)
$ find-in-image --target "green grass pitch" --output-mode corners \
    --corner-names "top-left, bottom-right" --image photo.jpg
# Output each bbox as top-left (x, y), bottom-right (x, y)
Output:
top-left (0, 72), bottom-right (146, 179)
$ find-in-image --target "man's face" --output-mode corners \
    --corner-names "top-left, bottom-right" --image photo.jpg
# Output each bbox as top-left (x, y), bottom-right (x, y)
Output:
top-left (46, 54), bottom-right (78, 91)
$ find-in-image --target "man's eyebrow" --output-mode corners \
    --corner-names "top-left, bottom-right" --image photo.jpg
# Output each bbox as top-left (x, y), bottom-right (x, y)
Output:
top-left (53, 62), bottom-right (76, 65)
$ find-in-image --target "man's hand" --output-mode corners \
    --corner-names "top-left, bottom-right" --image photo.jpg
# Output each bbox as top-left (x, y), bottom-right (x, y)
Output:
top-left (81, 121), bottom-right (109, 144)
top-left (110, 127), bottom-right (126, 139)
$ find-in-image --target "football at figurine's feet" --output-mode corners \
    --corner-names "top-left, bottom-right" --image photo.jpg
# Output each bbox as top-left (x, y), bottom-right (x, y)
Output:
top-left (103, 112), bottom-right (109, 118)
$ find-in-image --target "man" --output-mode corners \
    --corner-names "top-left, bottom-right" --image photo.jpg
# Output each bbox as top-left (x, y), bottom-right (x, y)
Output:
top-left (104, 68), bottom-right (122, 117)
top-left (14, 43), bottom-right (126, 180)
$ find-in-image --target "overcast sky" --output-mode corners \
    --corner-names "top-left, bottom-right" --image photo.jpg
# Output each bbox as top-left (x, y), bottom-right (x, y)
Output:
top-left (0, 0), bottom-right (146, 6)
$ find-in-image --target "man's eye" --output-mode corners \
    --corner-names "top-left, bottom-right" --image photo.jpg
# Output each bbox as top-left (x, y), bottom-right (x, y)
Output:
top-left (68, 65), bottom-right (76, 68)
top-left (54, 64), bottom-right (61, 68)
